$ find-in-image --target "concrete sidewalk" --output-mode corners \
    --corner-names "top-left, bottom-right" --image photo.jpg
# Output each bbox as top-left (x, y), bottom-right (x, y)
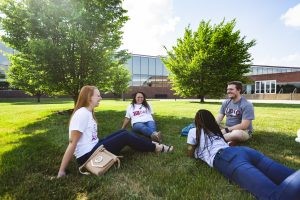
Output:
top-left (157, 98), bottom-right (300, 104)
top-left (206, 99), bottom-right (300, 104)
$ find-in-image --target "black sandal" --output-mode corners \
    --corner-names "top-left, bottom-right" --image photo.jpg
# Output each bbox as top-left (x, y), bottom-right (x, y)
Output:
top-left (161, 145), bottom-right (173, 152)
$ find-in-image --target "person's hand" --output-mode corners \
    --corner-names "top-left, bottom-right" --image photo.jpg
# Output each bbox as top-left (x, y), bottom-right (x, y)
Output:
top-left (221, 129), bottom-right (226, 135)
top-left (57, 171), bottom-right (66, 178)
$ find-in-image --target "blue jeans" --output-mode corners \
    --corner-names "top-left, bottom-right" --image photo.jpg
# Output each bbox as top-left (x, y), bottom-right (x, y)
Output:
top-left (77, 129), bottom-right (155, 166)
top-left (132, 121), bottom-right (157, 137)
top-left (213, 146), bottom-right (300, 200)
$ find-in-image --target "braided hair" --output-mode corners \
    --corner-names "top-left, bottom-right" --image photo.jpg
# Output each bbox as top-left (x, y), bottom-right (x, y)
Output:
top-left (194, 109), bottom-right (226, 148)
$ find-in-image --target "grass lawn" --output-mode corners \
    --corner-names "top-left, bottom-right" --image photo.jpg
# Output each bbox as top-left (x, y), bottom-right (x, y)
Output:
top-left (0, 98), bottom-right (299, 200)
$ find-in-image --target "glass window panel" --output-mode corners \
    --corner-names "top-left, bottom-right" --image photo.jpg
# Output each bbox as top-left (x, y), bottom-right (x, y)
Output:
top-left (255, 81), bottom-right (260, 93)
top-left (257, 68), bottom-right (262, 75)
top-left (267, 68), bottom-right (273, 74)
top-left (156, 58), bottom-right (163, 76)
top-left (141, 57), bottom-right (148, 75)
top-left (265, 81), bottom-right (270, 93)
top-left (149, 58), bottom-right (156, 75)
top-left (132, 74), bottom-right (141, 86)
top-left (252, 67), bottom-right (257, 75)
top-left (140, 74), bottom-right (149, 86)
top-left (132, 56), bottom-right (141, 74)
top-left (263, 68), bottom-right (268, 74)
top-left (271, 81), bottom-right (276, 93)
top-left (260, 82), bottom-right (265, 93)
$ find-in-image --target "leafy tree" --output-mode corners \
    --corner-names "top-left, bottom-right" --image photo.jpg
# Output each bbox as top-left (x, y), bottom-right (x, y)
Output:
top-left (7, 53), bottom-right (46, 102)
top-left (0, 70), bottom-right (5, 79)
top-left (0, 0), bottom-right (128, 103)
top-left (163, 19), bottom-right (255, 102)
top-left (106, 63), bottom-right (131, 100)
top-left (0, 69), bottom-right (9, 90)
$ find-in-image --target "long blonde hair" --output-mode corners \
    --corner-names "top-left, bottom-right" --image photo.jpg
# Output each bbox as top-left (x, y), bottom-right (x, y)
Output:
top-left (71, 85), bottom-right (97, 122)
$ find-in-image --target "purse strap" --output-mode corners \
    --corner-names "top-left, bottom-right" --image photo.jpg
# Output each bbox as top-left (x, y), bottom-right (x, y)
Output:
top-left (78, 145), bottom-right (122, 175)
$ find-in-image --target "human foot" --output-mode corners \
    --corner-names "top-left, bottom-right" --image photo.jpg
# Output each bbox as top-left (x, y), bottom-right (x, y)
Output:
top-left (151, 131), bottom-right (162, 143)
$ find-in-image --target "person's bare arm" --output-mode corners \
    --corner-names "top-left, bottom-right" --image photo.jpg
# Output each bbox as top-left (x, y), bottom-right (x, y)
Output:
top-left (121, 117), bottom-right (131, 129)
top-left (57, 130), bottom-right (81, 178)
top-left (187, 144), bottom-right (196, 158)
top-left (216, 113), bottom-right (225, 128)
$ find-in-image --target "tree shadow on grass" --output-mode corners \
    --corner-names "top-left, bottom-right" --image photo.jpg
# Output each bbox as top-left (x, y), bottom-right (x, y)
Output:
top-left (0, 110), bottom-right (299, 200)
top-left (245, 131), bottom-right (300, 168)
top-left (0, 98), bottom-right (73, 105)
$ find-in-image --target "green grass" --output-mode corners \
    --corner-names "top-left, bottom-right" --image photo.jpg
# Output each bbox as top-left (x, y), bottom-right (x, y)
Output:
top-left (0, 98), bottom-right (299, 200)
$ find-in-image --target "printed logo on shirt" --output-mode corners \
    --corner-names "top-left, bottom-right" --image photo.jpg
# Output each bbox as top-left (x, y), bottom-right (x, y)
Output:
top-left (225, 108), bottom-right (241, 117)
top-left (133, 110), bottom-right (147, 116)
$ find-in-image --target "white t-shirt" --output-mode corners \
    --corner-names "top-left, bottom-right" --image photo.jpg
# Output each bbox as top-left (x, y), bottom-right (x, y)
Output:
top-left (125, 103), bottom-right (154, 125)
top-left (187, 128), bottom-right (229, 167)
top-left (69, 107), bottom-right (99, 158)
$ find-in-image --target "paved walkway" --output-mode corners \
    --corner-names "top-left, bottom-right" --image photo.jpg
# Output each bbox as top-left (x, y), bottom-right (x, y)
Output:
top-left (208, 99), bottom-right (300, 104)
top-left (158, 98), bottom-right (300, 104)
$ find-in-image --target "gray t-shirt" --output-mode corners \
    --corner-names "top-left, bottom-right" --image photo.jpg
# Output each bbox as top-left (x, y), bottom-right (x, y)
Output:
top-left (220, 97), bottom-right (254, 132)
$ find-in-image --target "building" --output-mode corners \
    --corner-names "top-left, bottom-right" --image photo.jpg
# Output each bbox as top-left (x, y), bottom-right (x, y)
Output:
top-left (1, 49), bottom-right (300, 99)
top-left (124, 54), bottom-right (300, 99)
top-left (124, 54), bottom-right (173, 98)
top-left (246, 65), bottom-right (300, 94)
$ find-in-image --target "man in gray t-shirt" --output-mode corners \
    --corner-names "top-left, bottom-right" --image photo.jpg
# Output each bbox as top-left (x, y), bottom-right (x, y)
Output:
top-left (216, 81), bottom-right (255, 143)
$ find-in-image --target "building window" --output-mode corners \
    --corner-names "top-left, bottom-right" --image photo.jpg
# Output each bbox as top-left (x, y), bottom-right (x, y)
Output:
top-left (125, 54), bottom-right (169, 87)
top-left (255, 80), bottom-right (276, 94)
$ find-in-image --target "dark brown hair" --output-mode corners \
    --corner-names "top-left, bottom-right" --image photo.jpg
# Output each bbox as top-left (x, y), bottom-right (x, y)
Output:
top-left (227, 81), bottom-right (243, 92)
top-left (131, 91), bottom-right (150, 110)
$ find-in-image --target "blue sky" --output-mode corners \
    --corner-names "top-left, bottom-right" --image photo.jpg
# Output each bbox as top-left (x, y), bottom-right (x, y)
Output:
top-left (121, 0), bottom-right (300, 67)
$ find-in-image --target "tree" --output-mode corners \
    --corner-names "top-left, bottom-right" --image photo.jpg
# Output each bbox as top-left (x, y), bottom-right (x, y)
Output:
top-left (162, 19), bottom-right (255, 102)
top-left (7, 53), bottom-right (46, 102)
top-left (0, 0), bottom-right (128, 103)
top-left (106, 64), bottom-right (131, 100)
top-left (0, 70), bottom-right (5, 79)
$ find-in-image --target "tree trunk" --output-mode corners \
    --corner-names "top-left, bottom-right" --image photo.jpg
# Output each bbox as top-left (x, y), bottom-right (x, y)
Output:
top-left (122, 91), bottom-right (126, 101)
top-left (200, 96), bottom-right (205, 103)
top-left (36, 92), bottom-right (41, 103)
top-left (73, 93), bottom-right (79, 106)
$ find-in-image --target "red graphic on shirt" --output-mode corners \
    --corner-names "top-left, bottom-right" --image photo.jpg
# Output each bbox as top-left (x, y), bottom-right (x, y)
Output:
top-left (133, 111), bottom-right (141, 116)
top-left (225, 108), bottom-right (241, 117)
top-left (133, 109), bottom-right (147, 116)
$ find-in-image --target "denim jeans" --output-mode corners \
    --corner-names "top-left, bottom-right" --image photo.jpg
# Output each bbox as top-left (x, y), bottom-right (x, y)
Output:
top-left (213, 146), bottom-right (300, 200)
top-left (77, 129), bottom-right (155, 166)
top-left (132, 121), bottom-right (157, 137)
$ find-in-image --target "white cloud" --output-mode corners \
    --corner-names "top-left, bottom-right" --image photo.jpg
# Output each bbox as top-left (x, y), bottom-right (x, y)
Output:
top-left (255, 52), bottom-right (300, 67)
top-left (121, 0), bottom-right (180, 56)
top-left (281, 3), bottom-right (300, 28)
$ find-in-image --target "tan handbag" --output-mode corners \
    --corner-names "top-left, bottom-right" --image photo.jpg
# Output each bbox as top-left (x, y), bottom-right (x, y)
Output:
top-left (79, 145), bottom-right (121, 176)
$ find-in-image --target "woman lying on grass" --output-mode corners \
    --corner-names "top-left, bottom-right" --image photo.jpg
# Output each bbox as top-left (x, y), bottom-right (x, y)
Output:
top-left (57, 85), bottom-right (173, 178)
top-left (187, 109), bottom-right (300, 200)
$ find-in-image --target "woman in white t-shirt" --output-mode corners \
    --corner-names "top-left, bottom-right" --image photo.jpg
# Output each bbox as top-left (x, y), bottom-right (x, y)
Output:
top-left (187, 109), bottom-right (300, 200)
top-left (121, 91), bottom-right (162, 143)
top-left (57, 86), bottom-right (173, 178)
